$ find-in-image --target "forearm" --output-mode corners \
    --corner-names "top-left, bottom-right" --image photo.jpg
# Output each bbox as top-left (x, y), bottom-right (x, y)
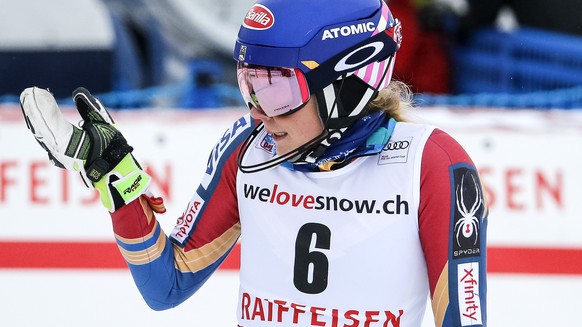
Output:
top-left (19, 86), bottom-right (241, 310)
top-left (111, 197), bottom-right (208, 309)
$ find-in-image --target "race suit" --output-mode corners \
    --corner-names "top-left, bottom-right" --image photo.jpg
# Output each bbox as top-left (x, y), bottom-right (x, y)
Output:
top-left (110, 114), bottom-right (488, 327)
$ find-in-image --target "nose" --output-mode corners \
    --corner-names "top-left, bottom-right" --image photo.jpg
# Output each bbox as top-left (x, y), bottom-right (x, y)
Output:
top-left (250, 106), bottom-right (271, 121)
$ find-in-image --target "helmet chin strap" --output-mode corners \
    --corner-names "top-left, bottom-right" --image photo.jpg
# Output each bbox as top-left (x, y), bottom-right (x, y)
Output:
top-left (236, 123), bottom-right (330, 173)
top-left (298, 75), bottom-right (378, 164)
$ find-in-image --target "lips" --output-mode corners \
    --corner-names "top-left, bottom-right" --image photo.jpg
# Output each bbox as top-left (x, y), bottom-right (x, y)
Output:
top-left (271, 131), bottom-right (287, 141)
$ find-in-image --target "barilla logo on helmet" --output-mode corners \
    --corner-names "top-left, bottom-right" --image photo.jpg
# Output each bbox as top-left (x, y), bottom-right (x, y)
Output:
top-left (243, 4), bottom-right (275, 30)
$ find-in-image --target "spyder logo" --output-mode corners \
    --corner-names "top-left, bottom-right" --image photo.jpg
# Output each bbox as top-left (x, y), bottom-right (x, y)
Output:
top-left (454, 173), bottom-right (482, 247)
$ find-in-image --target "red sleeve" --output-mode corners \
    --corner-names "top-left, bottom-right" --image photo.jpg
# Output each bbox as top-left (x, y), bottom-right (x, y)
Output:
top-left (106, 115), bottom-right (254, 310)
top-left (418, 128), bottom-right (488, 326)
top-left (110, 194), bottom-right (162, 239)
top-left (183, 144), bottom-right (241, 252)
top-left (419, 129), bottom-right (472, 294)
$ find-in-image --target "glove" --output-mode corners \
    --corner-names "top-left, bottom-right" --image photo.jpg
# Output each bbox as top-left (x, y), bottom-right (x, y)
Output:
top-left (19, 87), bottom-right (151, 212)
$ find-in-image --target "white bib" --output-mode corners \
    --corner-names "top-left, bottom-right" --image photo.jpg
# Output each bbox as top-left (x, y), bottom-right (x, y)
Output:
top-left (236, 122), bottom-right (435, 327)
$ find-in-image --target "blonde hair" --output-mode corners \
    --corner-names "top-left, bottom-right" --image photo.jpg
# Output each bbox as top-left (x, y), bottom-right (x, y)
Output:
top-left (365, 80), bottom-right (414, 122)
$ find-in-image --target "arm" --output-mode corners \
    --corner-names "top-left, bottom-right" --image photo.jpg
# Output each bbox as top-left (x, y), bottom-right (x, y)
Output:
top-left (111, 115), bottom-right (254, 310)
top-left (18, 87), bottom-right (253, 310)
top-left (419, 129), bottom-right (488, 326)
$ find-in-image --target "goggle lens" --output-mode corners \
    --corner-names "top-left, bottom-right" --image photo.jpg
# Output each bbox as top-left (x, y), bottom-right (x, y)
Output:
top-left (237, 63), bottom-right (310, 117)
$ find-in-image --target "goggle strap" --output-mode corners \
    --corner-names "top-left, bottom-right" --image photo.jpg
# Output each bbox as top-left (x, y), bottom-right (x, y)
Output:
top-left (296, 69), bottom-right (310, 103)
top-left (237, 122), bottom-right (329, 173)
top-left (318, 84), bottom-right (337, 122)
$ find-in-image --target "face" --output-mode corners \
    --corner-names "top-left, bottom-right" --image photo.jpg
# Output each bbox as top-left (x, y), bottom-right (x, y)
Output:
top-left (250, 97), bottom-right (324, 155)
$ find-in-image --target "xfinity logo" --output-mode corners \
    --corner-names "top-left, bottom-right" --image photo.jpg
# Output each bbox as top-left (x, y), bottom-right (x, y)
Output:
top-left (457, 262), bottom-right (483, 326)
top-left (322, 22), bottom-right (375, 40)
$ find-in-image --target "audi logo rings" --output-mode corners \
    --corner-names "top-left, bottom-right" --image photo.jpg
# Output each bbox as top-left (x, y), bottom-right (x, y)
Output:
top-left (384, 140), bottom-right (410, 150)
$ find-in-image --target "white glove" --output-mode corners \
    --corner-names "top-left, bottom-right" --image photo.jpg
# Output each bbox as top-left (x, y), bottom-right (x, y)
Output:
top-left (20, 87), bottom-right (151, 212)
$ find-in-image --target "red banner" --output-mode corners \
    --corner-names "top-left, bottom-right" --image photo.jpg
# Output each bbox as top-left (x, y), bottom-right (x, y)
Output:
top-left (1, 241), bottom-right (581, 275)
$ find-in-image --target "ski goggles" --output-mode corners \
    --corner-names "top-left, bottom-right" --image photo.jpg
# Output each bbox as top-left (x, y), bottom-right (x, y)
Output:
top-left (237, 62), bottom-right (311, 117)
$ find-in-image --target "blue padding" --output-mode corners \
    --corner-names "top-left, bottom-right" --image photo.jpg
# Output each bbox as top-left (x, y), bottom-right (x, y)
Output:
top-left (109, 12), bottom-right (144, 91)
top-left (453, 27), bottom-right (582, 94)
top-left (416, 85), bottom-right (582, 109)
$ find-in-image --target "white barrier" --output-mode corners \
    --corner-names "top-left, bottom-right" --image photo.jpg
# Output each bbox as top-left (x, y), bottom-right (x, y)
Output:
top-left (1, 105), bottom-right (582, 326)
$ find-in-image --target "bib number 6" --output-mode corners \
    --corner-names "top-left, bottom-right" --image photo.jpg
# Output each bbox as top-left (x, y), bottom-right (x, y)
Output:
top-left (293, 223), bottom-right (331, 294)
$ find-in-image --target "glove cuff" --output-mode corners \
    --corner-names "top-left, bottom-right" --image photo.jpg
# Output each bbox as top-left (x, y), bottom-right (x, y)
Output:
top-left (95, 154), bottom-right (151, 212)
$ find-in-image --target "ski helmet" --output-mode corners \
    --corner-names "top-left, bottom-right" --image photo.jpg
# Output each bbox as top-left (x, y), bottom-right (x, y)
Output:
top-left (235, 0), bottom-right (402, 171)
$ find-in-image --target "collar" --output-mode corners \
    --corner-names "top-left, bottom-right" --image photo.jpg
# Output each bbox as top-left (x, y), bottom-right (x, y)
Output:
top-left (282, 113), bottom-right (396, 172)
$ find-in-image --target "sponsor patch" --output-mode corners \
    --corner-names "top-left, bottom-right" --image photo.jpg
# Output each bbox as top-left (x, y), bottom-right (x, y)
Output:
top-left (202, 116), bottom-right (249, 190)
top-left (171, 194), bottom-right (205, 243)
top-left (243, 4), bottom-right (274, 30)
top-left (334, 42), bottom-right (385, 72)
top-left (255, 130), bottom-right (276, 154)
top-left (451, 166), bottom-right (484, 259)
top-left (391, 21), bottom-right (403, 47)
top-left (378, 137), bottom-right (411, 164)
top-left (322, 22), bottom-right (376, 40)
top-left (457, 262), bottom-right (483, 326)
top-left (239, 45), bottom-right (247, 61)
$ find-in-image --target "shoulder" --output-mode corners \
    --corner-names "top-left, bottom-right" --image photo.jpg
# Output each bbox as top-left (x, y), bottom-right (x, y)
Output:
top-left (390, 123), bottom-right (470, 163)
top-left (423, 128), bottom-right (474, 166)
top-left (216, 114), bottom-right (256, 149)
top-left (200, 114), bottom-right (256, 190)
top-left (207, 114), bottom-right (256, 167)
